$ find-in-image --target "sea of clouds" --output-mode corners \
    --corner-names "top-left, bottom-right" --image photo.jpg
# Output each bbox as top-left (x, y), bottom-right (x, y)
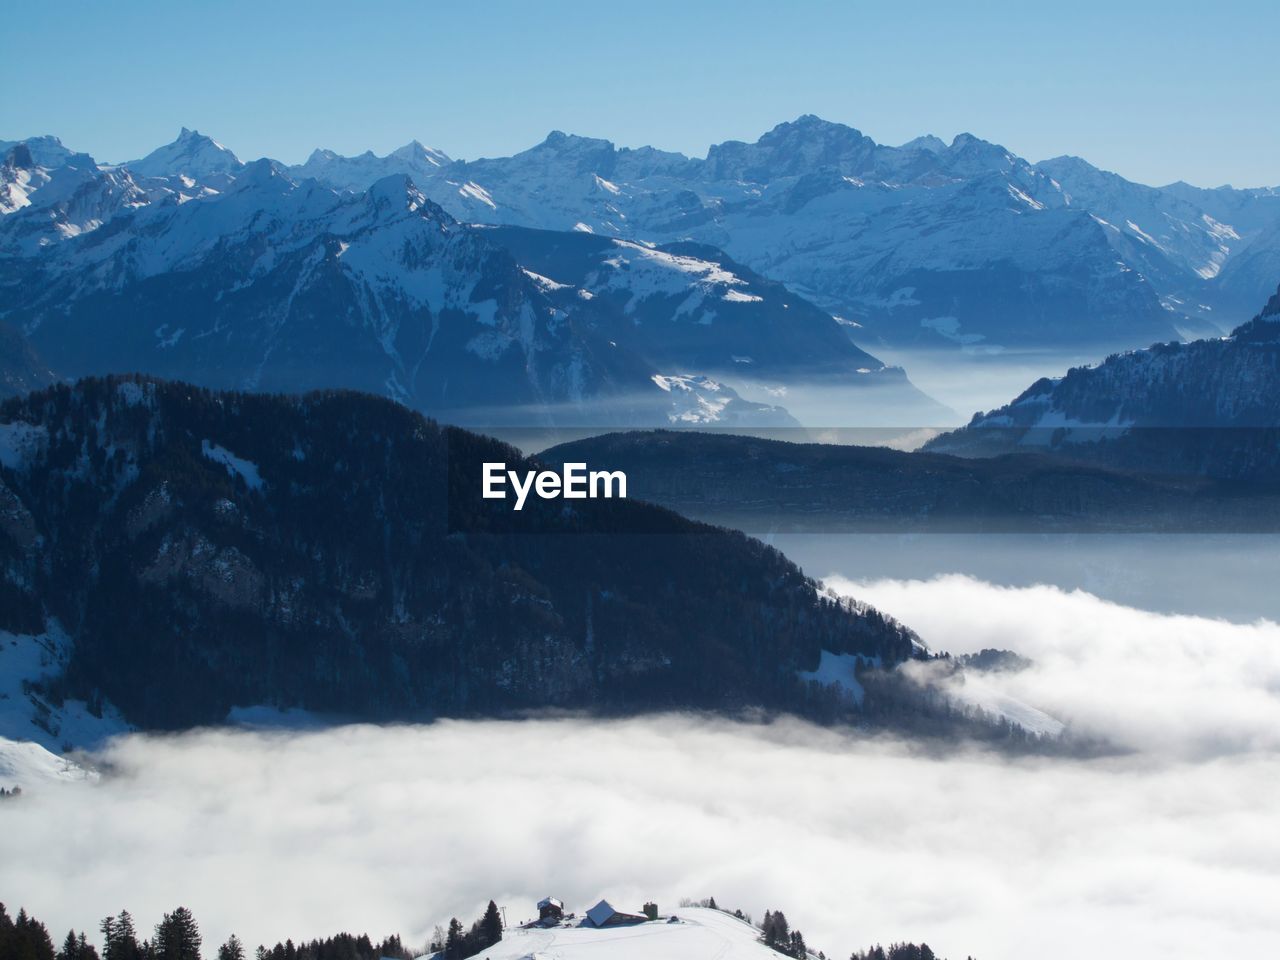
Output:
top-left (3, 576), bottom-right (1279, 960)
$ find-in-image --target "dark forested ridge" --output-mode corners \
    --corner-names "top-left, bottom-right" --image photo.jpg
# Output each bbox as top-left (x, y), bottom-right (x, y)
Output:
top-left (0, 376), bottom-right (1019, 737)
top-left (539, 430), bottom-right (1280, 533)
top-left (924, 283), bottom-right (1280, 481)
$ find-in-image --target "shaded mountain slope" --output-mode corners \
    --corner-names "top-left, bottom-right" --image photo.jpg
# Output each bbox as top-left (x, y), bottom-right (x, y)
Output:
top-left (0, 377), bottom-right (956, 734)
top-left (540, 430), bottom-right (1280, 532)
top-left (925, 285), bottom-right (1280, 479)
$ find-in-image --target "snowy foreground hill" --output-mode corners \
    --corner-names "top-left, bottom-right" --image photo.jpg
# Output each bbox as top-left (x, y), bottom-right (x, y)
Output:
top-left (455, 907), bottom-right (804, 960)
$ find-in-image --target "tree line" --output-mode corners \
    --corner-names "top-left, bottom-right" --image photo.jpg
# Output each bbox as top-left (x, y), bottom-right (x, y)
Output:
top-left (0, 904), bottom-right (454, 960)
top-left (3, 897), bottom-right (974, 960)
top-left (686, 897), bottom-right (975, 960)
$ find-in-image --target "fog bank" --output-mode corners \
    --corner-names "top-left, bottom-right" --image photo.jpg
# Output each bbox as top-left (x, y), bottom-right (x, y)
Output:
top-left (3, 577), bottom-right (1279, 960)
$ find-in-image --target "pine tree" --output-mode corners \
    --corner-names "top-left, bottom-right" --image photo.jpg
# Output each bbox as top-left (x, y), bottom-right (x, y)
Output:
top-left (9, 908), bottom-right (56, 960)
top-left (479, 903), bottom-right (501, 949)
top-left (103, 911), bottom-right (140, 960)
top-left (153, 909), bottom-right (201, 960)
top-left (60, 930), bottom-right (83, 960)
top-left (442, 921), bottom-right (463, 960)
top-left (217, 936), bottom-right (244, 960)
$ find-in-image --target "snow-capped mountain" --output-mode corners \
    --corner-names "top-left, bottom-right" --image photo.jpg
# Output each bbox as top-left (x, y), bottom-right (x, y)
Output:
top-left (125, 126), bottom-right (244, 190)
top-left (0, 135), bottom-right (77, 173)
top-left (925, 285), bottom-right (1280, 478)
top-left (2, 164), bottom-right (665, 424)
top-left (0, 131), bottom-right (940, 426)
top-left (0, 143), bottom-right (150, 254)
top-left (292, 139), bottom-right (452, 193)
top-left (4, 118), bottom-right (1279, 417)
top-left (1035, 156), bottom-right (1280, 332)
top-left (481, 226), bottom-right (940, 415)
top-left (0, 158), bottom-right (931, 424)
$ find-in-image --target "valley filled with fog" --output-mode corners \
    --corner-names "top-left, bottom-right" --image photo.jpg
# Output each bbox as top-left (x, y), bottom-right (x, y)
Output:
top-left (5, 537), bottom-right (1279, 960)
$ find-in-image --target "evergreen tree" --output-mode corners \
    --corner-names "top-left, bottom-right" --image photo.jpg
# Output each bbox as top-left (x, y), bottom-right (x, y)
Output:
top-left (59, 931), bottom-right (82, 960)
top-left (3, 908), bottom-right (56, 960)
top-left (153, 909), bottom-right (200, 960)
top-left (216, 937), bottom-right (244, 960)
top-left (56, 930), bottom-right (97, 960)
top-left (442, 922), bottom-right (463, 960)
top-left (102, 912), bottom-right (141, 960)
top-left (478, 903), bottom-right (501, 950)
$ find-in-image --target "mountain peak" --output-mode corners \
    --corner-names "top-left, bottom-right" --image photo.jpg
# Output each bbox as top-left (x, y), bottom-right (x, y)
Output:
top-left (305, 147), bottom-right (340, 164)
top-left (129, 128), bottom-right (244, 181)
top-left (226, 157), bottom-right (294, 195)
top-left (537, 130), bottom-right (614, 152)
top-left (705, 115), bottom-right (876, 181)
top-left (2, 135), bottom-right (76, 170)
top-left (761, 114), bottom-right (869, 143)
top-left (389, 139), bottom-right (450, 166)
top-left (899, 134), bottom-right (947, 155)
top-left (364, 172), bottom-right (447, 221)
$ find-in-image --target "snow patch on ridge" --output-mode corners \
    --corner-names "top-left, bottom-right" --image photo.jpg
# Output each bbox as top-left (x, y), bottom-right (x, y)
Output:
top-left (201, 439), bottom-right (264, 490)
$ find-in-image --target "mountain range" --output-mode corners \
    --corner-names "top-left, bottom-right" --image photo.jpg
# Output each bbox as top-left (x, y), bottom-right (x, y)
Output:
top-left (283, 117), bottom-right (1280, 349)
top-left (3, 119), bottom-right (1279, 422)
top-left (0, 129), bottom-right (944, 426)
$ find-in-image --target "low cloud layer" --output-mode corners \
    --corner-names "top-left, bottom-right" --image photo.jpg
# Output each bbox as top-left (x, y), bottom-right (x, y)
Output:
top-left (831, 574), bottom-right (1280, 757)
top-left (3, 577), bottom-right (1279, 960)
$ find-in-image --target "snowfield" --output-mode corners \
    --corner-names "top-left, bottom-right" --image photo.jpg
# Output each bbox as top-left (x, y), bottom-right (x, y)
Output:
top-left (457, 908), bottom-right (790, 960)
top-left (0, 626), bottom-right (130, 784)
top-left (0, 736), bottom-right (97, 789)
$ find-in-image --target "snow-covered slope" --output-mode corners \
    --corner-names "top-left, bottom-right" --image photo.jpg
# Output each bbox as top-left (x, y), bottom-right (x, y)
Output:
top-left (0, 625), bottom-right (131, 754)
top-left (463, 907), bottom-right (794, 960)
top-left (0, 622), bottom-right (127, 792)
top-left (0, 737), bottom-right (97, 790)
top-left (483, 226), bottom-right (946, 420)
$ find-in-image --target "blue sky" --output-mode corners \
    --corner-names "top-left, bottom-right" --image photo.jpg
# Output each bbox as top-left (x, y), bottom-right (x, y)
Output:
top-left (4, 0), bottom-right (1277, 187)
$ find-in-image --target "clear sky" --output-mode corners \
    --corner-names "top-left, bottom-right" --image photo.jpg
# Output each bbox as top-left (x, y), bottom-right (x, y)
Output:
top-left (4, 0), bottom-right (1277, 188)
